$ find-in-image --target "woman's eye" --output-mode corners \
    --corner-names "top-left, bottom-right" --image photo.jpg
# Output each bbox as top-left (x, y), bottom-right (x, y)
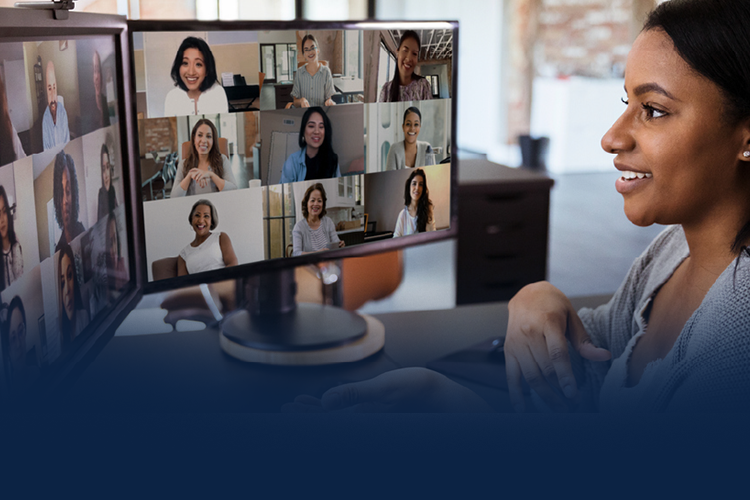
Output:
top-left (642, 103), bottom-right (667, 119)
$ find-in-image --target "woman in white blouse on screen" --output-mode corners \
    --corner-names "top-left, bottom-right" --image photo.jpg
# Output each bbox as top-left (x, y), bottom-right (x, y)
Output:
top-left (393, 168), bottom-right (435, 237)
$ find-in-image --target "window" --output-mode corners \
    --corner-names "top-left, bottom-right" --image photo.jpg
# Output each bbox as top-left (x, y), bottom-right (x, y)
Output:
top-left (263, 184), bottom-right (296, 259)
top-left (377, 41), bottom-right (396, 100)
top-left (344, 30), bottom-right (362, 79)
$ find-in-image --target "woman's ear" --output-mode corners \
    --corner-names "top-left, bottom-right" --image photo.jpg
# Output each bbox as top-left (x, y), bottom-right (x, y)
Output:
top-left (738, 118), bottom-right (750, 163)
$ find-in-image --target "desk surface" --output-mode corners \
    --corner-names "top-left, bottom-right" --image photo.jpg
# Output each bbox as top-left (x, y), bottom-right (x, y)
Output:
top-left (68, 295), bottom-right (609, 412)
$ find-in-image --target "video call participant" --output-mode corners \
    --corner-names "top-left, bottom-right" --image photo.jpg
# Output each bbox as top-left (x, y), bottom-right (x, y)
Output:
top-left (393, 168), bottom-right (435, 237)
top-left (280, 107), bottom-right (341, 184)
top-left (292, 183), bottom-right (344, 256)
top-left (42, 61), bottom-right (70, 150)
top-left (92, 51), bottom-right (110, 129)
top-left (58, 242), bottom-right (90, 350)
top-left (379, 30), bottom-right (432, 103)
top-left (54, 151), bottom-right (86, 253)
top-left (286, 0), bottom-right (750, 414)
top-left (164, 37), bottom-right (228, 117)
top-left (386, 107), bottom-right (434, 170)
top-left (106, 212), bottom-right (127, 295)
top-left (97, 142), bottom-right (117, 220)
top-left (0, 74), bottom-right (26, 166)
top-left (177, 199), bottom-right (237, 276)
top-left (0, 296), bottom-right (35, 392)
top-left (171, 119), bottom-right (237, 197)
top-left (0, 186), bottom-right (23, 291)
top-left (290, 34), bottom-right (336, 108)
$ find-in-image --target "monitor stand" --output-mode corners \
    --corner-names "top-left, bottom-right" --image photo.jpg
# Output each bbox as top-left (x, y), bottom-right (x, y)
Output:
top-left (219, 268), bottom-right (384, 365)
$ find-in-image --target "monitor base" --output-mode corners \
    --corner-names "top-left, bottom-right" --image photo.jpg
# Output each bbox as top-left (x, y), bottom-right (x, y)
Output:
top-left (219, 310), bottom-right (384, 365)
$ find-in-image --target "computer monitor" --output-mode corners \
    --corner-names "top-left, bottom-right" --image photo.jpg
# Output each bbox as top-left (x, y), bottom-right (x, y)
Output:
top-left (129, 20), bottom-right (458, 357)
top-left (0, 7), bottom-right (143, 403)
top-left (0, 9), bottom-right (458, 399)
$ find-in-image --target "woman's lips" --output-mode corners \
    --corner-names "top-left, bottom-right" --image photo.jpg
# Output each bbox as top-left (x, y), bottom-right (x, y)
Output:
top-left (615, 171), bottom-right (653, 194)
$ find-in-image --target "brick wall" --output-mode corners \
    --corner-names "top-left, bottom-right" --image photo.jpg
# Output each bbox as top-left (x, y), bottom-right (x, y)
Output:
top-left (141, 117), bottom-right (177, 155)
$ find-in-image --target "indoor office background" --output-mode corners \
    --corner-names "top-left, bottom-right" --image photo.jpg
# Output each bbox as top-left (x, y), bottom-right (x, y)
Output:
top-left (0, 0), bottom-right (668, 313)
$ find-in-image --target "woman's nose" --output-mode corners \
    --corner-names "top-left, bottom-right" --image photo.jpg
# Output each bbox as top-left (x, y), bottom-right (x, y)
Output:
top-left (601, 109), bottom-right (635, 155)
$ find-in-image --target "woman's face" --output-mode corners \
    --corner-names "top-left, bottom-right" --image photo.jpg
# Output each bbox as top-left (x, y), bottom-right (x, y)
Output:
top-left (307, 189), bottom-right (324, 219)
top-left (61, 167), bottom-right (74, 235)
top-left (397, 37), bottom-right (420, 82)
top-left (60, 253), bottom-right (75, 321)
top-left (193, 124), bottom-right (214, 157)
top-left (180, 47), bottom-right (206, 93)
top-left (0, 195), bottom-right (8, 242)
top-left (92, 51), bottom-right (102, 93)
top-left (303, 39), bottom-right (319, 64)
top-left (410, 175), bottom-right (424, 203)
top-left (191, 204), bottom-right (212, 237)
top-left (101, 151), bottom-right (111, 191)
top-left (601, 29), bottom-right (749, 228)
top-left (8, 308), bottom-right (25, 369)
top-left (304, 112), bottom-right (325, 152)
top-left (403, 112), bottom-right (421, 144)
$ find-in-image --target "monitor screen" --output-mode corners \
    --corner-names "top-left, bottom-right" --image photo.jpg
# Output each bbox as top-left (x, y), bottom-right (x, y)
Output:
top-left (0, 9), bottom-right (140, 402)
top-left (130, 22), bottom-right (457, 291)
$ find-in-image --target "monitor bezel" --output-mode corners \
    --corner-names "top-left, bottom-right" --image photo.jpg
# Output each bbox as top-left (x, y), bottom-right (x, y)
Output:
top-left (128, 19), bottom-right (459, 294)
top-left (0, 7), bottom-right (144, 398)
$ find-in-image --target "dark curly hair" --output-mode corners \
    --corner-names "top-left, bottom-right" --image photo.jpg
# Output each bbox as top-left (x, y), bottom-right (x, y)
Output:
top-left (301, 183), bottom-right (327, 220)
top-left (53, 151), bottom-right (79, 231)
top-left (170, 36), bottom-right (219, 93)
top-left (58, 242), bottom-right (84, 349)
top-left (403, 168), bottom-right (433, 233)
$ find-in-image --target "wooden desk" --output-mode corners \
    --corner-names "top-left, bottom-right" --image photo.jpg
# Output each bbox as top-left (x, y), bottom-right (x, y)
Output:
top-left (64, 295), bottom-right (608, 413)
top-left (457, 158), bottom-right (554, 305)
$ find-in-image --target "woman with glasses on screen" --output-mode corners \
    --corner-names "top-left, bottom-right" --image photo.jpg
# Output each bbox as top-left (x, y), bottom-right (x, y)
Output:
top-left (58, 243), bottom-right (90, 351)
top-left (386, 107), bottom-right (434, 171)
top-left (0, 186), bottom-right (22, 291)
top-left (290, 34), bottom-right (336, 109)
top-left (171, 119), bottom-right (237, 198)
top-left (97, 142), bottom-right (118, 220)
top-left (292, 183), bottom-right (344, 256)
top-left (379, 30), bottom-right (432, 103)
top-left (280, 107), bottom-right (341, 184)
top-left (286, 0), bottom-right (750, 413)
top-left (164, 36), bottom-right (228, 117)
top-left (393, 169), bottom-right (435, 237)
top-left (177, 199), bottom-right (237, 276)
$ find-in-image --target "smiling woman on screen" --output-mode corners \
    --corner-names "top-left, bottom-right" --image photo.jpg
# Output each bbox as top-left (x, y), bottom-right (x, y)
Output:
top-left (164, 37), bottom-right (228, 117)
top-left (280, 107), bottom-right (341, 184)
top-left (177, 199), bottom-right (237, 276)
top-left (285, 0), bottom-right (750, 414)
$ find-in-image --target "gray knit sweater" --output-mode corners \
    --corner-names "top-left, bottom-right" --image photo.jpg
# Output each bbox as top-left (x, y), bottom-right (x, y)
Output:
top-left (573, 225), bottom-right (750, 412)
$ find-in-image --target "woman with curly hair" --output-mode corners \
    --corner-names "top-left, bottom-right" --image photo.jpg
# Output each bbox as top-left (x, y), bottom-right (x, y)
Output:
top-left (171, 118), bottom-right (237, 197)
top-left (53, 151), bottom-right (85, 253)
top-left (393, 168), bottom-right (435, 237)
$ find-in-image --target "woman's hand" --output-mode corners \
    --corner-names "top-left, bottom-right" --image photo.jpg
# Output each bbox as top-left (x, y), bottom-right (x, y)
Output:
top-left (325, 98), bottom-right (336, 106)
top-left (282, 367), bottom-right (493, 413)
top-left (186, 168), bottom-right (209, 189)
top-left (338, 240), bottom-right (345, 248)
top-left (504, 281), bottom-right (611, 413)
top-left (298, 98), bottom-right (310, 108)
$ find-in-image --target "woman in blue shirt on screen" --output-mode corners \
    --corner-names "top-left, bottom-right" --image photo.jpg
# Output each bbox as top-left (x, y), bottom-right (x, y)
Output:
top-left (280, 107), bottom-right (341, 184)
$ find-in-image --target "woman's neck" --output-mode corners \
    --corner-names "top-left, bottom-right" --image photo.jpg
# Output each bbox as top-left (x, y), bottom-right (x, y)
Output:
top-left (186, 89), bottom-right (201, 101)
top-left (308, 214), bottom-right (320, 225)
top-left (197, 154), bottom-right (210, 169)
top-left (398, 72), bottom-right (413, 86)
top-left (193, 231), bottom-right (211, 246)
top-left (2, 237), bottom-right (10, 252)
top-left (306, 145), bottom-right (319, 158)
top-left (408, 200), bottom-right (418, 214)
top-left (404, 140), bottom-right (417, 153)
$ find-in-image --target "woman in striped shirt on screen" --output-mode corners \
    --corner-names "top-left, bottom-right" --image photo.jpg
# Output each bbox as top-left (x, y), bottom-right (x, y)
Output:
top-left (292, 183), bottom-right (344, 256)
top-left (290, 34), bottom-right (335, 108)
